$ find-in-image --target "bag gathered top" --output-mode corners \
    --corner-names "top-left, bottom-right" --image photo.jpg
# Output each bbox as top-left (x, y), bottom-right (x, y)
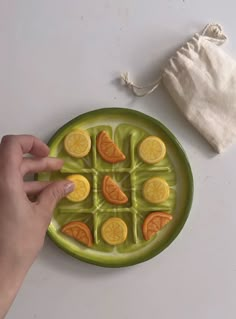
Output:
top-left (122, 24), bottom-right (236, 153)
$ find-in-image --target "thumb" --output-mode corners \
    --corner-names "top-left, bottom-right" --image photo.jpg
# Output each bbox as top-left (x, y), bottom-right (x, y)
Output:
top-left (37, 180), bottom-right (74, 213)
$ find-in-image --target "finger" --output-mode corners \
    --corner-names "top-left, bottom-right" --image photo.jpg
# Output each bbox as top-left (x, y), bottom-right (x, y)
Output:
top-left (24, 181), bottom-right (52, 195)
top-left (21, 157), bottom-right (64, 176)
top-left (36, 180), bottom-right (74, 218)
top-left (0, 135), bottom-right (49, 167)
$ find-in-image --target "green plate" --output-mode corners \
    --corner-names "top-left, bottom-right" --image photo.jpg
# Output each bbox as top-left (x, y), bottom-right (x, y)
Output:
top-left (38, 108), bottom-right (193, 267)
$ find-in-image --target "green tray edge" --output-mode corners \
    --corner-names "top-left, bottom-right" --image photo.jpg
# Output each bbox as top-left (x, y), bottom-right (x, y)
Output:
top-left (39, 107), bottom-right (194, 268)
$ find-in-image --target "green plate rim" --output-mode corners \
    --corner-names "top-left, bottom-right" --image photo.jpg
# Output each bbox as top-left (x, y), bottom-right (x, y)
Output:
top-left (42, 107), bottom-right (194, 268)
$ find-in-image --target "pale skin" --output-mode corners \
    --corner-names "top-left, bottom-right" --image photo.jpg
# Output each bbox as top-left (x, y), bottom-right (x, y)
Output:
top-left (0, 135), bottom-right (74, 319)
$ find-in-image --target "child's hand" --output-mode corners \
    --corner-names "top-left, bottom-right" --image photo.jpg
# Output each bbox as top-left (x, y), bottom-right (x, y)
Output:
top-left (0, 135), bottom-right (74, 319)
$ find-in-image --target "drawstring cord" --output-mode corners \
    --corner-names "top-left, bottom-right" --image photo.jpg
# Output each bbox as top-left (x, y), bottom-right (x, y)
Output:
top-left (121, 23), bottom-right (227, 97)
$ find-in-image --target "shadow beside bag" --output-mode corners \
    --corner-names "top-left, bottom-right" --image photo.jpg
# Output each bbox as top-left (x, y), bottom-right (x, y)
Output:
top-left (122, 24), bottom-right (236, 153)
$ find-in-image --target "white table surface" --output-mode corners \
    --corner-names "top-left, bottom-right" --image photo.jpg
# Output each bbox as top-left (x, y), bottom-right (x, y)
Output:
top-left (1, 1), bottom-right (236, 318)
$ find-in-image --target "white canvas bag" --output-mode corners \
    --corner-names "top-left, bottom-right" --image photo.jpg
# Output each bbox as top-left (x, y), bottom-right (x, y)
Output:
top-left (122, 24), bottom-right (236, 153)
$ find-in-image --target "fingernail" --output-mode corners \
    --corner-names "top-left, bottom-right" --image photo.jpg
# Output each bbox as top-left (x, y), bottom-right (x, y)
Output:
top-left (64, 182), bottom-right (75, 195)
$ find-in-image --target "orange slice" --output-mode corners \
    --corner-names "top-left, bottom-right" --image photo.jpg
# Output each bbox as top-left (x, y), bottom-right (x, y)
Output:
top-left (102, 175), bottom-right (128, 204)
top-left (143, 212), bottom-right (173, 240)
top-left (101, 217), bottom-right (128, 245)
top-left (61, 221), bottom-right (93, 247)
top-left (64, 129), bottom-right (91, 158)
top-left (66, 174), bottom-right (90, 202)
top-left (97, 131), bottom-right (126, 163)
top-left (139, 136), bottom-right (166, 164)
top-left (143, 177), bottom-right (169, 204)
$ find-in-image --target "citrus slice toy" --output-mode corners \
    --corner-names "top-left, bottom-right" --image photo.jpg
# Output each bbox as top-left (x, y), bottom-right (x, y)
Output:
top-left (64, 129), bottom-right (91, 158)
top-left (66, 174), bottom-right (90, 202)
top-left (61, 221), bottom-right (93, 247)
top-left (97, 130), bottom-right (126, 163)
top-left (142, 212), bottom-right (173, 241)
top-left (102, 175), bottom-right (128, 204)
top-left (101, 217), bottom-right (128, 245)
top-left (139, 136), bottom-right (166, 164)
top-left (143, 177), bottom-right (170, 204)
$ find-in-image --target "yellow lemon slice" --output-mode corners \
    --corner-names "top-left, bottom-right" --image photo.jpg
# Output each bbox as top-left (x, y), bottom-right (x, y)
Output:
top-left (66, 174), bottom-right (90, 202)
top-left (101, 217), bottom-right (128, 245)
top-left (64, 129), bottom-right (91, 158)
top-left (143, 177), bottom-right (169, 203)
top-left (139, 136), bottom-right (166, 164)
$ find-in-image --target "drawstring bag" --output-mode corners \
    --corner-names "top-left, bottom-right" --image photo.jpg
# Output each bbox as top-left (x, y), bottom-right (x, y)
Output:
top-left (122, 24), bottom-right (236, 153)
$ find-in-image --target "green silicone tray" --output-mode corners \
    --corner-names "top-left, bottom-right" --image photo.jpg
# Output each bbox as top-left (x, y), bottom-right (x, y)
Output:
top-left (38, 108), bottom-right (193, 267)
